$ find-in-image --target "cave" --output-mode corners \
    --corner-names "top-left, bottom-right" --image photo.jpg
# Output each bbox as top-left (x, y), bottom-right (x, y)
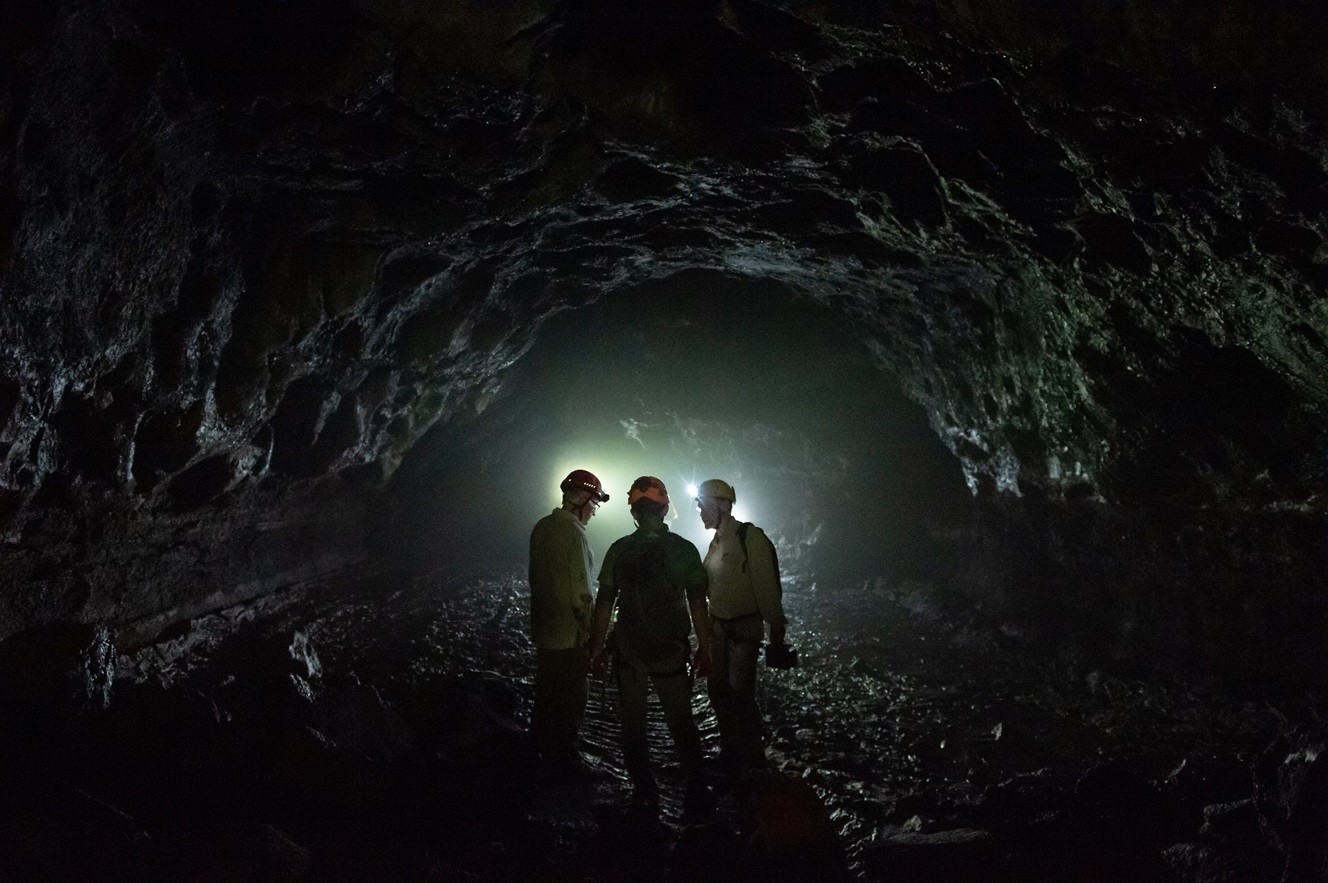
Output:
top-left (2, 1), bottom-right (1328, 879)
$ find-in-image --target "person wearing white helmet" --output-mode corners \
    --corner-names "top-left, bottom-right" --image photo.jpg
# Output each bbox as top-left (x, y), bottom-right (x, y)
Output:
top-left (588, 476), bottom-right (715, 817)
top-left (695, 478), bottom-right (790, 774)
top-left (528, 468), bottom-right (610, 780)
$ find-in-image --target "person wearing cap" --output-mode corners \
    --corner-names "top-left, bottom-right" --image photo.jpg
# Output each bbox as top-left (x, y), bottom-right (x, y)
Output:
top-left (528, 468), bottom-right (609, 779)
top-left (695, 478), bottom-right (790, 773)
top-left (588, 476), bottom-right (714, 817)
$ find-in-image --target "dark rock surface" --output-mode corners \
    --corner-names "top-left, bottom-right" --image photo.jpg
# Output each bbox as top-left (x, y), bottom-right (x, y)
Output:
top-left (5, 567), bottom-right (1321, 880)
top-left (1, 0), bottom-right (1327, 789)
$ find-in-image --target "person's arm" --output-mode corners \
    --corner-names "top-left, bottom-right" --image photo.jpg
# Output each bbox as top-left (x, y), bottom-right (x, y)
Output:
top-left (569, 530), bottom-right (594, 643)
top-left (587, 592), bottom-right (615, 676)
top-left (588, 547), bottom-right (617, 676)
top-left (678, 540), bottom-right (713, 677)
top-left (747, 527), bottom-right (789, 646)
top-left (688, 594), bottom-right (713, 678)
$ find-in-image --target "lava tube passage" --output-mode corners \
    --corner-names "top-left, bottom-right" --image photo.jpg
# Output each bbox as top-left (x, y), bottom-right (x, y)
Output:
top-left (389, 274), bottom-right (971, 585)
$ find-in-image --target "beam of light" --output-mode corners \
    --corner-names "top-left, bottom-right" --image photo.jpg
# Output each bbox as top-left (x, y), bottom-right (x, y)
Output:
top-left (685, 482), bottom-right (698, 498)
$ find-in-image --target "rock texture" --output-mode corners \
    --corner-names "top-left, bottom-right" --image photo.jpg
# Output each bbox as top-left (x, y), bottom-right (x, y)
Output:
top-left (1, 1), bottom-right (1325, 679)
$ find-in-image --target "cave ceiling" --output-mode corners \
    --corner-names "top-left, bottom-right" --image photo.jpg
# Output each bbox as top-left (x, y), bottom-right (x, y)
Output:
top-left (1, 0), bottom-right (1327, 640)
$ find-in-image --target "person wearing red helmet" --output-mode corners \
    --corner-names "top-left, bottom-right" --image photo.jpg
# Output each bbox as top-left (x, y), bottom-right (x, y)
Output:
top-left (588, 476), bottom-right (715, 818)
top-left (528, 468), bottom-right (610, 779)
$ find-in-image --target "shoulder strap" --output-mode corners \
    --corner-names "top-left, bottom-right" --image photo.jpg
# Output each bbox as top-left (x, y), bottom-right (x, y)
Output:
top-left (737, 522), bottom-right (782, 594)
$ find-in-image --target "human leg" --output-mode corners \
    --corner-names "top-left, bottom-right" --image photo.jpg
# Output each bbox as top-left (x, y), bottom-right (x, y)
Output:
top-left (532, 648), bottom-right (559, 758)
top-left (725, 636), bottom-right (765, 768)
top-left (535, 647), bottom-right (588, 766)
top-left (614, 654), bottom-right (656, 795)
top-left (707, 620), bottom-right (738, 762)
top-left (709, 616), bottom-right (766, 768)
top-left (653, 667), bottom-right (704, 784)
top-left (654, 665), bottom-right (713, 818)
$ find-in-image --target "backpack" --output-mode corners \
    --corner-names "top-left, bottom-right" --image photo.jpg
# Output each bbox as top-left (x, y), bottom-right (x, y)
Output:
top-left (612, 534), bottom-right (691, 663)
top-left (737, 522), bottom-right (782, 594)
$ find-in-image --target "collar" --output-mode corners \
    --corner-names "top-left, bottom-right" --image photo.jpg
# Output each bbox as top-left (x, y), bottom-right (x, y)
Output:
top-left (553, 506), bottom-right (587, 532)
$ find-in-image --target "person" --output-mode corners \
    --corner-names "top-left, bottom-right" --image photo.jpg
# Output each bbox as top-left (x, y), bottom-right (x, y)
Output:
top-left (588, 476), bottom-right (714, 816)
top-left (695, 478), bottom-right (790, 774)
top-left (527, 468), bottom-right (609, 779)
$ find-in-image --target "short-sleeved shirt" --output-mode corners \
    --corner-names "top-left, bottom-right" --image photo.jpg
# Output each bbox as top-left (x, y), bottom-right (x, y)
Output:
top-left (528, 507), bottom-right (595, 651)
top-left (704, 519), bottom-right (787, 626)
top-left (597, 521), bottom-right (706, 663)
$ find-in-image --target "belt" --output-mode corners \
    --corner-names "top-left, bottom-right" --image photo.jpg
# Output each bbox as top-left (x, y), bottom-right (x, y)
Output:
top-left (712, 611), bottom-right (762, 625)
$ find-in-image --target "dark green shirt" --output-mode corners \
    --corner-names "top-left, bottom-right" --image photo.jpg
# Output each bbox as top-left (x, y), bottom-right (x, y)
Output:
top-left (596, 518), bottom-right (707, 663)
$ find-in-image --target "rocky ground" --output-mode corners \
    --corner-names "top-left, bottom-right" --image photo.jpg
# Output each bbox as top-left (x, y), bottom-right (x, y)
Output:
top-left (2, 566), bottom-right (1325, 880)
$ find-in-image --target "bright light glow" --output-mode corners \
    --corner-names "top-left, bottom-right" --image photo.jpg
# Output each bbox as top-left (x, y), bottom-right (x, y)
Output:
top-left (546, 453), bottom-right (754, 551)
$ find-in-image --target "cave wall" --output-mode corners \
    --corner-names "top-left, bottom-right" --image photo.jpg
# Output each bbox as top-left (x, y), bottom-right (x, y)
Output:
top-left (1, 0), bottom-right (1325, 681)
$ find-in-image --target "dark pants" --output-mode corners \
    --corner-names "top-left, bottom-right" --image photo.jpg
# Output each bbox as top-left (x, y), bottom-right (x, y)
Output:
top-left (614, 649), bottom-right (704, 792)
top-left (533, 647), bottom-right (588, 764)
top-left (708, 613), bottom-right (765, 766)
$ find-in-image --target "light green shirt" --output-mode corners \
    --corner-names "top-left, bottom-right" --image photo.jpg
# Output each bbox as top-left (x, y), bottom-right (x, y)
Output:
top-left (703, 519), bottom-right (787, 626)
top-left (528, 507), bottom-right (595, 650)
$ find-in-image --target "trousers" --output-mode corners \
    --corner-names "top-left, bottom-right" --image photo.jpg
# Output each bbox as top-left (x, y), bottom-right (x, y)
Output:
top-left (614, 648), bottom-right (704, 791)
top-left (533, 646), bottom-right (588, 764)
top-left (707, 613), bottom-right (765, 765)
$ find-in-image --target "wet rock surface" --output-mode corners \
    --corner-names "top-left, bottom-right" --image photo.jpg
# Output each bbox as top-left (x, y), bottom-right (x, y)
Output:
top-left (0, 0), bottom-right (1325, 692)
top-left (4, 567), bottom-right (1323, 879)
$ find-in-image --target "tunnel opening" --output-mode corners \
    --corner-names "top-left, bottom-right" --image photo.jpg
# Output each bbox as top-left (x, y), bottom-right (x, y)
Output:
top-left (378, 269), bottom-right (973, 594)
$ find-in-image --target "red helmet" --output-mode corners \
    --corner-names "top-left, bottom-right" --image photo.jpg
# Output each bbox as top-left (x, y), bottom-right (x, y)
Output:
top-left (560, 469), bottom-right (610, 502)
top-left (627, 476), bottom-right (669, 509)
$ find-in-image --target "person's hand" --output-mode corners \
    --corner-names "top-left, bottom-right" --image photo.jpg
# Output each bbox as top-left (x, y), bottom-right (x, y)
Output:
top-left (589, 647), bottom-right (610, 678)
top-left (691, 645), bottom-right (712, 679)
top-left (769, 623), bottom-right (788, 649)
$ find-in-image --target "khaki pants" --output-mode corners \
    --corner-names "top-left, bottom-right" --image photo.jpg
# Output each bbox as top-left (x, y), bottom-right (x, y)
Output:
top-left (533, 647), bottom-right (588, 764)
top-left (614, 648), bottom-right (704, 792)
top-left (708, 613), bottom-right (765, 766)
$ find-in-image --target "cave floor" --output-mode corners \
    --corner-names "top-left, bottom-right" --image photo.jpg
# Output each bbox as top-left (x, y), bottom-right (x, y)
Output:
top-left (10, 568), bottom-right (1311, 880)
top-left (268, 568), bottom-right (1296, 879)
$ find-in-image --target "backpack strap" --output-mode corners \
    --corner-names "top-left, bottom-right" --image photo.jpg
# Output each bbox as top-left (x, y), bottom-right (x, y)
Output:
top-left (737, 522), bottom-right (782, 595)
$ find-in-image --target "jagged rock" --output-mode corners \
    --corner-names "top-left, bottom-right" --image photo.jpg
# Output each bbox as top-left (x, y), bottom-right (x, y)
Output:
top-left (311, 676), bottom-right (416, 764)
top-left (1254, 731), bottom-right (1328, 881)
top-left (841, 135), bottom-right (950, 228)
top-left (863, 826), bottom-right (998, 881)
top-left (0, 9), bottom-right (1325, 882)
top-left (0, 622), bottom-right (116, 743)
top-left (0, 0), bottom-right (1322, 694)
top-left (1162, 754), bottom-right (1253, 812)
top-left (975, 768), bottom-right (1065, 822)
top-left (1162, 841), bottom-right (1266, 883)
